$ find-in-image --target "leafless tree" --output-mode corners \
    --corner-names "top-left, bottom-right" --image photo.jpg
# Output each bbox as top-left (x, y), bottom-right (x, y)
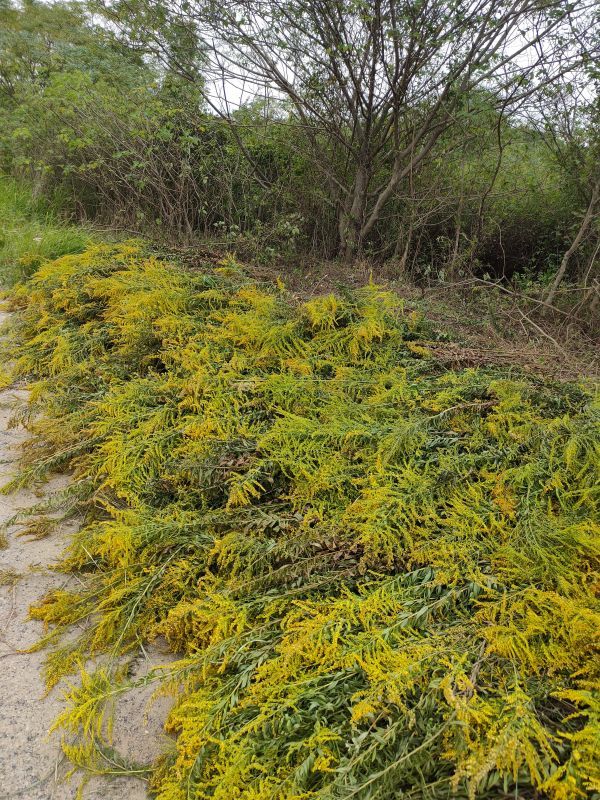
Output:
top-left (101, 0), bottom-right (598, 261)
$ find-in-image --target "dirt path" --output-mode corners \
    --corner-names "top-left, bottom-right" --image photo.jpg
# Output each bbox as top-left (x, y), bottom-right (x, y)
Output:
top-left (0, 311), bottom-right (171, 800)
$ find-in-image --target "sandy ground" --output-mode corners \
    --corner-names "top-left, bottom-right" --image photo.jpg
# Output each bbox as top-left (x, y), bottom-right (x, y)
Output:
top-left (0, 311), bottom-right (171, 800)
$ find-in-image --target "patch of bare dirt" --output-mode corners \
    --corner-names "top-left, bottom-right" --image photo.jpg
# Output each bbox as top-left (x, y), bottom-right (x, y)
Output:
top-left (0, 311), bottom-right (172, 800)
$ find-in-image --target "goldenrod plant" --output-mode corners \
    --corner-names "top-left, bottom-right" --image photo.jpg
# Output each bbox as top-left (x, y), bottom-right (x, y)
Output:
top-left (2, 242), bottom-right (599, 799)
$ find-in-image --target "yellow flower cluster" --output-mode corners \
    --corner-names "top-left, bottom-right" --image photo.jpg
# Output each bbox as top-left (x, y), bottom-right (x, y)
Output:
top-left (4, 243), bottom-right (599, 799)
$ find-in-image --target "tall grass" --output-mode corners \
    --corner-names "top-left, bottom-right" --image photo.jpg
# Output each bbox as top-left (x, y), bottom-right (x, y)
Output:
top-left (0, 177), bottom-right (90, 286)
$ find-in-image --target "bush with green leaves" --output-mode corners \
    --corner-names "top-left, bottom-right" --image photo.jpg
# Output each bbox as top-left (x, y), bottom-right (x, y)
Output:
top-left (2, 0), bottom-right (595, 279)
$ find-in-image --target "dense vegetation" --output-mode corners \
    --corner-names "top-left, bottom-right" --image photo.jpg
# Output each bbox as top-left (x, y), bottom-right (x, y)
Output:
top-left (0, 0), bottom-right (598, 299)
top-left (2, 235), bottom-right (598, 798)
top-left (1, 0), bottom-right (599, 796)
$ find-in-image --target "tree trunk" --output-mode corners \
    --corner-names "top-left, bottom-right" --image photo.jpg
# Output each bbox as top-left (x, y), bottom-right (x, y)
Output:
top-left (545, 177), bottom-right (600, 306)
top-left (338, 163), bottom-right (370, 262)
top-left (393, 220), bottom-right (413, 276)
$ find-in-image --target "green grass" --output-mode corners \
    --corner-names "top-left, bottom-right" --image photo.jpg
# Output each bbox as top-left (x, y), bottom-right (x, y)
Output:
top-left (0, 177), bottom-right (90, 285)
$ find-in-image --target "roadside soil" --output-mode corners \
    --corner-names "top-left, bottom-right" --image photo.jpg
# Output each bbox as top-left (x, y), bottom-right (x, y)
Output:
top-left (0, 310), bottom-right (171, 800)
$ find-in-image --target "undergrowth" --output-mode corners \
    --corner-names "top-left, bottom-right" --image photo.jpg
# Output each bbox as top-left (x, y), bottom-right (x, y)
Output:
top-left (0, 177), bottom-right (90, 285)
top-left (2, 242), bottom-right (599, 799)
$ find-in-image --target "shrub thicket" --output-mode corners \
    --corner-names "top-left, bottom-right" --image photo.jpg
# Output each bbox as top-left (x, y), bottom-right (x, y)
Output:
top-left (2, 242), bottom-right (598, 799)
top-left (2, 0), bottom-right (597, 283)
